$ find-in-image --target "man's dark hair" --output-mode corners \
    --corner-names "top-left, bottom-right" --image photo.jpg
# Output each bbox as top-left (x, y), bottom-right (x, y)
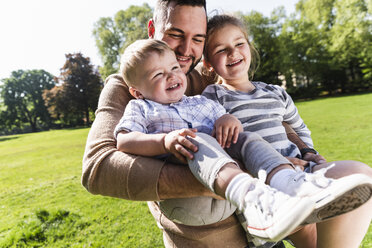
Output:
top-left (153, 0), bottom-right (207, 27)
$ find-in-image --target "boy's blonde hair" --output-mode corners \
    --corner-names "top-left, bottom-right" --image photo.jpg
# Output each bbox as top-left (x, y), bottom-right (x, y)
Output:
top-left (204, 14), bottom-right (260, 80)
top-left (120, 39), bottom-right (173, 86)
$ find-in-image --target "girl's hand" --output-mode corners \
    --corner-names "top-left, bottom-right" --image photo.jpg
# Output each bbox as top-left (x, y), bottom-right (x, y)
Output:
top-left (164, 128), bottom-right (198, 163)
top-left (303, 152), bottom-right (327, 164)
top-left (213, 114), bottom-right (243, 148)
top-left (286, 157), bottom-right (309, 170)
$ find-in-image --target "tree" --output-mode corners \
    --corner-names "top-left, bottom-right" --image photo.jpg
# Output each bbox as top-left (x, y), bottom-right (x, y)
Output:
top-left (93, 4), bottom-right (153, 79)
top-left (241, 8), bottom-right (287, 86)
top-left (1, 70), bottom-right (55, 132)
top-left (279, 15), bottom-right (331, 96)
top-left (296, 0), bottom-right (372, 92)
top-left (44, 53), bottom-right (102, 126)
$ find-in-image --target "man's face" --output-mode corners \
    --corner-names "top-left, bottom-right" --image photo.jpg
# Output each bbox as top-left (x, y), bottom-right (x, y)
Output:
top-left (154, 4), bottom-right (207, 74)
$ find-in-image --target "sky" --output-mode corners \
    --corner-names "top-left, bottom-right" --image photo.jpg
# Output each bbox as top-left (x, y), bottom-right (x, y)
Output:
top-left (0, 0), bottom-right (298, 80)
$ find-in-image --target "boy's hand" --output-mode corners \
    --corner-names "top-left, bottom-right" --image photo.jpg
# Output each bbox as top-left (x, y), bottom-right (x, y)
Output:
top-left (213, 114), bottom-right (243, 148)
top-left (164, 128), bottom-right (198, 163)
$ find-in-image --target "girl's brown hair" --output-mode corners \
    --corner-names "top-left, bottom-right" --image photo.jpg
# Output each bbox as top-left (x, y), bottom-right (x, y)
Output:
top-left (204, 14), bottom-right (260, 80)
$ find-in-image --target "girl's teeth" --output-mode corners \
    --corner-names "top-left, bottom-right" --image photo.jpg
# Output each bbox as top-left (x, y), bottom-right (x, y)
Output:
top-left (228, 59), bottom-right (242, 66)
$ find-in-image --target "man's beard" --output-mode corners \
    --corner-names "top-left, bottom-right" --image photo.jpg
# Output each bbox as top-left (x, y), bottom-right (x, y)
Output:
top-left (186, 56), bottom-right (201, 75)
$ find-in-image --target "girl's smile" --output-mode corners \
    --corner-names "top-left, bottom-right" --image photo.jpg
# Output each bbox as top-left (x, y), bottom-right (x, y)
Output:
top-left (205, 24), bottom-right (253, 91)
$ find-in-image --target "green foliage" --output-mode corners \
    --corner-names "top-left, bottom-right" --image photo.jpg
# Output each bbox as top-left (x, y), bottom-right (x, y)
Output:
top-left (290, 0), bottom-right (372, 93)
top-left (241, 10), bottom-right (283, 86)
top-left (93, 4), bottom-right (153, 79)
top-left (238, 0), bottom-right (372, 97)
top-left (0, 70), bottom-right (55, 133)
top-left (43, 53), bottom-right (102, 126)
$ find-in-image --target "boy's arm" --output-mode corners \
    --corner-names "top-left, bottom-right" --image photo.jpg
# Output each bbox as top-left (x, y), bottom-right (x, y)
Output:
top-left (117, 129), bottom-right (198, 163)
top-left (117, 131), bottom-right (167, 156)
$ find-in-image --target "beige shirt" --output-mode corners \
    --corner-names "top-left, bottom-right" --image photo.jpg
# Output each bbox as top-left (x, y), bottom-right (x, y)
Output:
top-left (81, 68), bottom-right (248, 246)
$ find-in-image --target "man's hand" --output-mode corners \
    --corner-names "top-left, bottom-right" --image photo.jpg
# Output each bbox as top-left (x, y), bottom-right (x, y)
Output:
top-left (213, 114), bottom-right (243, 148)
top-left (303, 152), bottom-right (327, 164)
top-left (164, 128), bottom-right (198, 163)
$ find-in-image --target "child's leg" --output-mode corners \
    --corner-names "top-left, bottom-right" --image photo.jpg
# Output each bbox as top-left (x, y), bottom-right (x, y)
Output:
top-left (188, 132), bottom-right (315, 242)
top-left (225, 131), bottom-right (372, 225)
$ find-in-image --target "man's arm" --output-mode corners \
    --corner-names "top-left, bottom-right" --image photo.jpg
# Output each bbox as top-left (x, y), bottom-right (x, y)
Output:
top-left (82, 74), bottom-right (213, 201)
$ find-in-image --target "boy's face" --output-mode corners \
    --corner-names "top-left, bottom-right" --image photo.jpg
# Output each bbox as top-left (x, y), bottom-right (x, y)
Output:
top-left (131, 50), bottom-right (187, 104)
top-left (206, 25), bottom-right (251, 84)
top-left (151, 4), bottom-right (207, 74)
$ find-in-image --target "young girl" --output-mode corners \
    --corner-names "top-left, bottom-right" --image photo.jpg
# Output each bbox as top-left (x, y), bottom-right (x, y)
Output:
top-left (202, 14), bottom-right (372, 248)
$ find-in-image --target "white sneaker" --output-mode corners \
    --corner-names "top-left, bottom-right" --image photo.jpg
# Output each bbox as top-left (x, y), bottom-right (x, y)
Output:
top-left (226, 172), bottom-right (314, 242)
top-left (282, 165), bottom-right (372, 224)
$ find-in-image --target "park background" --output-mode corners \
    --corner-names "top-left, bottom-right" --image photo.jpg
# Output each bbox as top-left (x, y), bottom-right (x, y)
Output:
top-left (0, 0), bottom-right (371, 247)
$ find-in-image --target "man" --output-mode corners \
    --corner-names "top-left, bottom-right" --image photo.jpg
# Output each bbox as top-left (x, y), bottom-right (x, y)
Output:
top-left (82, 1), bottom-right (372, 247)
top-left (82, 1), bottom-right (250, 246)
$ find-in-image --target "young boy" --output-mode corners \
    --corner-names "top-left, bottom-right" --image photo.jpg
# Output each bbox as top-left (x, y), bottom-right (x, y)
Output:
top-left (113, 39), bottom-right (371, 242)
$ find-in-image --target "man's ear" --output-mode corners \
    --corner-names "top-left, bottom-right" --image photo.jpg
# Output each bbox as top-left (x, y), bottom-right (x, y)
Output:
top-left (129, 87), bottom-right (144, 99)
top-left (203, 59), bottom-right (214, 72)
top-left (148, 19), bottom-right (155, 38)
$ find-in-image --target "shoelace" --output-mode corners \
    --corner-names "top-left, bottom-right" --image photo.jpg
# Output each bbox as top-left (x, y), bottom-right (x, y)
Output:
top-left (244, 170), bottom-right (287, 219)
top-left (294, 163), bottom-right (336, 188)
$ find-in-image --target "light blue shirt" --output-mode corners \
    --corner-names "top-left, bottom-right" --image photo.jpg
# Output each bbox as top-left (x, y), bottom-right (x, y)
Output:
top-left (114, 95), bottom-right (226, 138)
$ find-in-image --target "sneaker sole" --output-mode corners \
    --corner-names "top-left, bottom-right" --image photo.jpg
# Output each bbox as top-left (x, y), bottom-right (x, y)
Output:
top-left (303, 178), bottom-right (372, 224)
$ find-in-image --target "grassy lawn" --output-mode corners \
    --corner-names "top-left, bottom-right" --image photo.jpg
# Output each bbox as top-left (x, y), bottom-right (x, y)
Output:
top-left (0, 93), bottom-right (371, 247)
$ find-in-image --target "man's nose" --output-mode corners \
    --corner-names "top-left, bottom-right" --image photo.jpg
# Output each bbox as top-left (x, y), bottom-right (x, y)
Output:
top-left (178, 38), bottom-right (192, 55)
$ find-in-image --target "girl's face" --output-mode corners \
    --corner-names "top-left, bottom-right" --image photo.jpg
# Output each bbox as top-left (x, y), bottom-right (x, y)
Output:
top-left (206, 24), bottom-right (251, 84)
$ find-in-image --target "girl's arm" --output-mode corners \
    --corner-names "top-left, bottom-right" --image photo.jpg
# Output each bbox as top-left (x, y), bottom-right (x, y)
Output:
top-left (284, 122), bottom-right (326, 164)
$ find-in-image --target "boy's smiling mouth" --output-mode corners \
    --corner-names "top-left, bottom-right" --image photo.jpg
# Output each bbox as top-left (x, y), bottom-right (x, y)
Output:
top-left (167, 83), bottom-right (180, 90)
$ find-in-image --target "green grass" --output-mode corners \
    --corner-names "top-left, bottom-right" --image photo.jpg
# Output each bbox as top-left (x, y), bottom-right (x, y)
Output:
top-left (296, 93), bottom-right (372, 165)
top-left (0, 93), bottom-right (372, 247)
top-left (0, 129), bottom-right (163, 247)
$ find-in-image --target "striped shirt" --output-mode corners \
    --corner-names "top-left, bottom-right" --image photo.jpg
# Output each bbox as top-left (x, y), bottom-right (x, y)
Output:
top-left (114, 95), bottom-right (226, 137)
top-left (202, 82), bottom-right (313, 158)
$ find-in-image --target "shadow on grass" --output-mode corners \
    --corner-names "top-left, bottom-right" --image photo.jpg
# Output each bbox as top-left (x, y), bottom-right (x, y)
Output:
top-left (0, 136), bottom-right (19, 142)
top-left (0, 209), bottom-right (90, 247)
